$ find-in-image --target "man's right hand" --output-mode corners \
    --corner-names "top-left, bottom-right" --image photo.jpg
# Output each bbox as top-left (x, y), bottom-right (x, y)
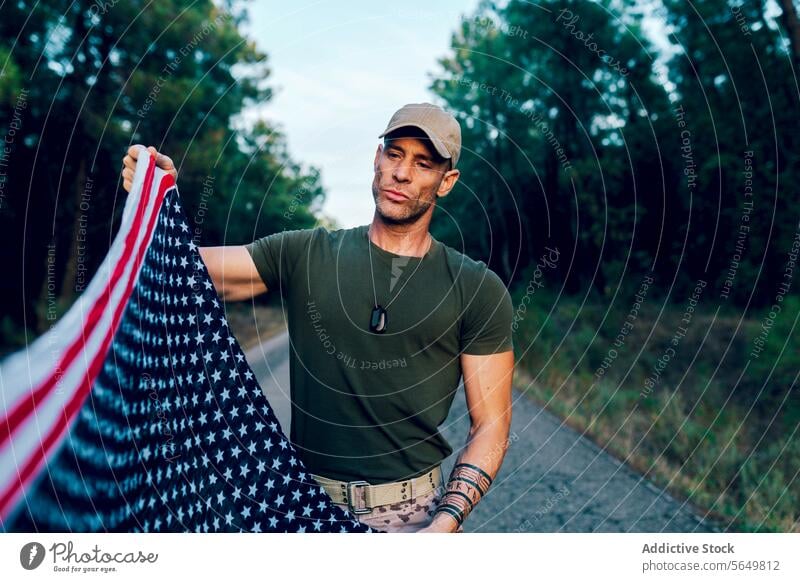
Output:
top-left (121, 145), bottom-right (178, 193)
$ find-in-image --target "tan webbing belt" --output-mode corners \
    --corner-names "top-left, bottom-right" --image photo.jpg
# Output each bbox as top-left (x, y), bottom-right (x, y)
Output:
top-left (310, 465), bottom-right (443, 514)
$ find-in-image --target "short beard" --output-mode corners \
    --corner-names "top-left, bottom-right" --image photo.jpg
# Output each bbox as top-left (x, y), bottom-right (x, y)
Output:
top-left (371, 178), bottom-right (438, 226)
top-left (375, 197), bottom-right (434, 226)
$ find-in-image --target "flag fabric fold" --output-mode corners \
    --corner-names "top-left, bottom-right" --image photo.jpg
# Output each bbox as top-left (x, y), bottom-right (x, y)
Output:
top-left (0, 149), bottom-right (375, 533)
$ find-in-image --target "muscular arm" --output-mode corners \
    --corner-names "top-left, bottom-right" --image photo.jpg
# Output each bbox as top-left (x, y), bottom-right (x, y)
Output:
top-left (199, 246), bottom-right (267, 301)
top-left (121, 146), bottom-right (268, 302)
top-left (424, 349), bottom-right (515, 533)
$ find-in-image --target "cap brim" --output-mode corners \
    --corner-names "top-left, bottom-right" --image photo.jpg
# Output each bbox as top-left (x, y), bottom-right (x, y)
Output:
top-left (378, 122), bottom-right (452, 161)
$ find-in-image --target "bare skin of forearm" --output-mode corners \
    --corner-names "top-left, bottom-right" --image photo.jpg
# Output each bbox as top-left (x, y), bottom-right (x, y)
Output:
top-left (421, 350), bottom-right (514, 532)
top-left (199, 246), bottom-right (266, 301)
top-left (428, 420), bottom-right (511, 532)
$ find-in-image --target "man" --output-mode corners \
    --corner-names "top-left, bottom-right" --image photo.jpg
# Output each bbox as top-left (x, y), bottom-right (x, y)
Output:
top-left (121, 102), bottom-right (515, 533)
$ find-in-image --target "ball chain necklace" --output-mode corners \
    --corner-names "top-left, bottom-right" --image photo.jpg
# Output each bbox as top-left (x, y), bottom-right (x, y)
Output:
top-left (366, 225), bottom-right (432, 333)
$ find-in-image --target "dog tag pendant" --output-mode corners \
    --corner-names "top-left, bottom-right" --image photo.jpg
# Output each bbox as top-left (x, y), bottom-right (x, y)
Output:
top-left (369, 305), bottom-right (387, 333)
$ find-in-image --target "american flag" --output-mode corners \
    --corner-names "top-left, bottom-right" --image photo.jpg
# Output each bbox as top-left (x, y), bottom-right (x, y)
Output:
top-left (0, 150), bottom-right (376, 533)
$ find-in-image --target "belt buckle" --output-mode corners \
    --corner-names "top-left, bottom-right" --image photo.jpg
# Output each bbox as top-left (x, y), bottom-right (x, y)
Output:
top-left (346, 480), bottom-right (371, 514)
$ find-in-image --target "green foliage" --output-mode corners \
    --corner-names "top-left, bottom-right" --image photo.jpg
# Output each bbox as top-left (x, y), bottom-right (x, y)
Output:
top-left (0, 1), bottom-right (323, 347)
top-left (430, 0), bottom-right (799, 308)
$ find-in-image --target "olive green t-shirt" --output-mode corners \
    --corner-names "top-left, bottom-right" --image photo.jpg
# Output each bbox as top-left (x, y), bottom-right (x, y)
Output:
top-left (245, 224), bottom-right (513, 484)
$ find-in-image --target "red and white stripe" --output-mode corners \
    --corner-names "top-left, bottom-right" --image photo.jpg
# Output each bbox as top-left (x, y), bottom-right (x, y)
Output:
top-left (0, 148), bottom-right (175, 522)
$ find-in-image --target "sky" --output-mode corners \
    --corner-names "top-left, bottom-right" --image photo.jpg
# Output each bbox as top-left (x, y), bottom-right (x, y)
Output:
top-left (239, 0), bottom-right (480, 228)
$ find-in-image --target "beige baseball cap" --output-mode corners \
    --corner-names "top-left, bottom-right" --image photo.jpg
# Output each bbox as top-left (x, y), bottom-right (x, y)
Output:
top-left (378, 102), bottom-right (462, 168)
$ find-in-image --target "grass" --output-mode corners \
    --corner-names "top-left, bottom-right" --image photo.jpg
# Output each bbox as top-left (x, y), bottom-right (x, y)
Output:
top-left (510, 287), bottom-right (800, 532)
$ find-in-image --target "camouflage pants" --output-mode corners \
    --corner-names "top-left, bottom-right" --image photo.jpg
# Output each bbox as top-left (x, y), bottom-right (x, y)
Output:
top-left (332, 488), bottom-right (465, 533)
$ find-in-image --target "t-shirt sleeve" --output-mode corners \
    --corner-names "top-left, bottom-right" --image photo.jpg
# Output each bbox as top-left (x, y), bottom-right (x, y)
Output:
top-left (244, 228), bottom-right (315, 296)
top-left (460, 266), bottom-right (515, 355)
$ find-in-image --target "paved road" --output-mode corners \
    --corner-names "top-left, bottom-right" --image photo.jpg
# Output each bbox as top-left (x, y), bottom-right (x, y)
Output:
top-left (246, 332), bottom-right (718, 533)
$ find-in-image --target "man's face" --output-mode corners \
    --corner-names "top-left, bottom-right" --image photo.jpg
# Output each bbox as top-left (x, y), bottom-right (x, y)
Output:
top-left (371, 131), bottom-right (457, 226)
